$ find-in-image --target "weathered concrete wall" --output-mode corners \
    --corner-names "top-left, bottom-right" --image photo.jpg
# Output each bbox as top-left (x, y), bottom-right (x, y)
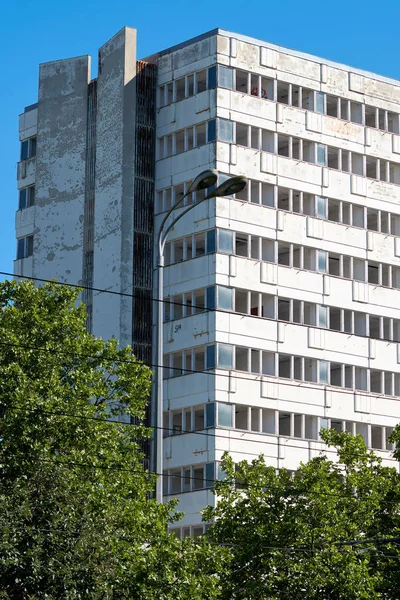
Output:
top-left (92, 27), bottom-right (137, 345)
top-left (33, 56), bottom-right (90, 285)
top-left (33, 56), bottom-right (90, 283)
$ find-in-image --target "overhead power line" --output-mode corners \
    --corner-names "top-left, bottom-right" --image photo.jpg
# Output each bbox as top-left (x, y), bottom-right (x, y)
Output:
top-left (2, 402), bottom-right (398, 464)
top-left (1, 337), bottom-right (399, 409)
top-left (3, 270), bottom-right (400, 348)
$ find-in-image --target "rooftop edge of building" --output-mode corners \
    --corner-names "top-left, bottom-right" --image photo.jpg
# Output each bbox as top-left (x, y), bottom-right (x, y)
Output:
top-left (143, 27), bottom-right (400, 89)
top-left (23, 25), bottom-right (400, 113)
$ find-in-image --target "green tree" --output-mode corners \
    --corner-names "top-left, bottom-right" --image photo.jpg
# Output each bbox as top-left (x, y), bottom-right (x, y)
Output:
top-left (204, 430), bottom-right (400, 600)
top-left (0, 280), bottom-right (225, 599)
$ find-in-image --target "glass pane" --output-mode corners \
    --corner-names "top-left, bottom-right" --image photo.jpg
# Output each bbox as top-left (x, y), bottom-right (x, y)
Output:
top-left (30, 137), bottom-right (37, 157)
top-left (317, 144), bottom-right (327, 166)
top-left (28, 186), bottom-right (35, 207)
top-left (317, 196), bottom-right (327, 219)
top-left (317, 250), bottom-right (327, 272)
top-left (319, 306), bottom-right (328, 328)
top-left (218, 343), bottom-right (233, 369)
top-left (206, 345), bottom-right (216, 369)
top-left (218, 229), bottom-right (234, 253)
top-left (207, 66), bottom-right (217, 89)
top-left (206, 286), bottom-right (216, 310)
top-left (315, 92), bottom-right (325, 114)
top-left (196, 70), bottom-right (207, 93)
top-left (320, 417), bottom-right (329, 430)
top-left (217, 402), bottom-right (233, 427)
top-left (27, 237), bottom-right (33, 257)
top-left (17, 238), bottom-right (25, 260)
top-left (217, 286), bottom-right (233, 310)
top-left (217, 462), bottom-right (227, 480)
top-left (205, 462), bottom-right (215, 487)
top-left (218, 65), bottom-right (234, 90)
top-left (206, 403), bottom-right (215, 428)
top-left (18, 189), bottom-right (27, 210)
top-left (218, 118), bottom-right (234, 143)
top-left (20, 140), bottom-right (28, 161)
top-left (319, 361), bottom-right (329, 383)
top-left (207, 119), bottom-right (216, 143)
top-left (206, 230), bottom-right (216, 253)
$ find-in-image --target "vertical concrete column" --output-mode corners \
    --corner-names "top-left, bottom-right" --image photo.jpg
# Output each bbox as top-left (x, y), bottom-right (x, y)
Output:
top-left (34, 56), bottom-right (90, 284)
top-left (93, 27), bottom-right (137, 345)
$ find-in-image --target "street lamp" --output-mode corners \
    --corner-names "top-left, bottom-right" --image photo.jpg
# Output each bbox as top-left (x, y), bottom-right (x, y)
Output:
top-left (154, 170), bottom-right (247, 503)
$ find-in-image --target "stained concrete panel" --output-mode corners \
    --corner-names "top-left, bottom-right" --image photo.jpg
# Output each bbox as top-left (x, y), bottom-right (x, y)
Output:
top-left (34, 55), bottom-right (90, 285)
top-left (92, 27), bottom-right (137, 345)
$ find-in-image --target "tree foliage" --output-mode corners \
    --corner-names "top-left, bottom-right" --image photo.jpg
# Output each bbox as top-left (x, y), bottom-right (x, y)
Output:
top-left (0, 280), bottom-right (225, 599)
top-left (204, 430), bottom-right (400, 600)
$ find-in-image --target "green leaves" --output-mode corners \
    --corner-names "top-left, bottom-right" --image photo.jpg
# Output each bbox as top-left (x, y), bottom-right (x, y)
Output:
top-left (0, 280), bottom-right (223, 599)
top-left (204, 432), bottom-right (400, 599)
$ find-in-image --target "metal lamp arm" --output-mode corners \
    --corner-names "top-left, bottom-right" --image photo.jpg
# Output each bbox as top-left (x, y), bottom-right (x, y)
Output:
top-left (157, 184), bottom-right (196, 256)
top-left (159, 195), bottom-right (207, 258)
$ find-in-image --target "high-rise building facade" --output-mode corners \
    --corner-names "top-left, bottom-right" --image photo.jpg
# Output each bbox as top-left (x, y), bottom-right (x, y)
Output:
top-left (16, 27), bottom-right (400, 537)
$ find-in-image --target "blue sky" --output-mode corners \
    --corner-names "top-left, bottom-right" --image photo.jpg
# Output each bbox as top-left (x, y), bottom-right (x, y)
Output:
top-left (2, 0), bottom-right (400, 281)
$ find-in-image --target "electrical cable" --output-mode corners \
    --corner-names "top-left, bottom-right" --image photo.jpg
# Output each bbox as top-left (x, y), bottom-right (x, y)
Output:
top-left (1, 337), bottom-right (399, 409)
top-left (2, 446), bottom-right (400, 505)
top-left (3, 269), bottom-right (400, 347)
top-left (3, 402), bottom-right (399, 465)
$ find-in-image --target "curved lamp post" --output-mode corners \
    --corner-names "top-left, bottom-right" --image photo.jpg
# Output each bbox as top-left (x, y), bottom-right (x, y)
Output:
top-left (155, 170), bottom-right (247, 503)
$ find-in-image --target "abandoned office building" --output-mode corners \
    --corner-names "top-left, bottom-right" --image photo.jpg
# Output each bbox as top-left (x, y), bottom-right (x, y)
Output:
top-left (15, 27), bottom-right (400, 537)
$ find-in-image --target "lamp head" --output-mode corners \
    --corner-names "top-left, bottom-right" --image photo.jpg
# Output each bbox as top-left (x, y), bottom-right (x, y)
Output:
top-left (205, 175), bottom-right (248, 200)
top-left (190, 169), bottom-right (218, 192)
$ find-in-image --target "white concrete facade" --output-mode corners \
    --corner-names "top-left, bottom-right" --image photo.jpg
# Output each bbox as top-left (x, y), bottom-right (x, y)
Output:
top-left (15, 28), bottom-right (400, 538)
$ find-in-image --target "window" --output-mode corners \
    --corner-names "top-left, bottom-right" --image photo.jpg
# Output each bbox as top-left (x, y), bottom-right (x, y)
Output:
top-left (218, 65), bottom-right (234, 90)
top-left (207, 120), bottom-right (216, 143)
top-left (18, 185), bottom-right (35, 210)
top-left (317, 250), bottom-right (327, 273)
top-left (316, 144), bottom-right (327, 166)
top-left (206, 345), bottom-right (216, 370)
top-left (206, 229), bottom-right (216, 254)
top-left (16, 235), bottom-right (33, 260)
top-left (218, 402), bottom-right (233, 427)
top-left (317, 196), bottom-right (327, 219)
top-left (20, 137), bottom-right (36, 161)
top-left (236, 70), bottom-right (248, 93)
top-left (207, 66), bottom-right (217, 89)
top-left (196, 70), bottom-right (207, 93)
top-left (176, 77), bottom-right (185, 102)
top-left (218, 118), bottom-right (234, 143)
top-left (219, 344), bottom-right (234, 369)
top-left (195, 123), bottom-right (206, 146)
top-left (218, 229), bottom-right (234, 254)
top-left (217, 285), bottom-right (234, 310)
top-left (205, 403), bottom-right (215, 428)
top-left (315, 92), bottom-right (325, 114)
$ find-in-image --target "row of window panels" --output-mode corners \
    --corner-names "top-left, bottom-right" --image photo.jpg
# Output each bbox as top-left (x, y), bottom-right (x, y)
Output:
top-left (237, 123), bottom-right (400, 184)
top-left (157, 118), bottom-right (400, 185)
top-left (163, 402), bottom-right (395, 451)
top-left (155, 178), bottom-right (400, 238)
top-left (16, 235), bottom-right (33, 260)
top-left (159, 63), bottom-right (400, 134)
top-left (18, 185), bottom-right (35, 210)
top-left (273, 187), bottom-right (400, 235)
top-left (163, 461), bottom-right (218, 496)
top-left (164, 228), bottom-right (400, 291)
top-left (164, 285), bottom-right (400, 343)
top-left (157, 118), bottom-right (232, 159)
top-left (163, 407), bottom-right (396, 496)
top-left (169, 525), bottom-right (208, 540)
top-left (276, 131), bottom-right (399, 183)
top-left (158, 66), bottom-right (217, 107)
top-left (20, 136), bottom-right (37, 161)
top-left (164, 343), bottom-right (400, 398)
